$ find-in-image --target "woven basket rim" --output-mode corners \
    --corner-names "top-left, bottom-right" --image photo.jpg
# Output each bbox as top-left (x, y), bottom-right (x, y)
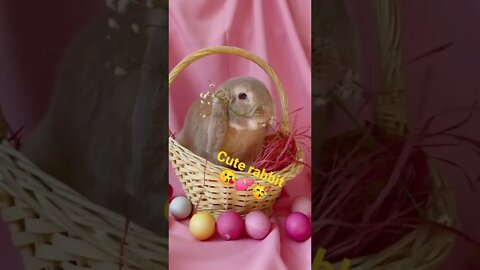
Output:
top-left (169, 136), bottom-right (304, 179)
top-left (0, 140), bottom-right (168, 269)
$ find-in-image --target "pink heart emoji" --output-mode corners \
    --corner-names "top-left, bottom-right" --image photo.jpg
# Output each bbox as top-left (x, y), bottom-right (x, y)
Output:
top-left (235, 179), bottom-right (255, 191)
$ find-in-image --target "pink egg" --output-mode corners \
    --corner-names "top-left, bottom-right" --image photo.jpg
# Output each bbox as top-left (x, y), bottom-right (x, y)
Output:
top-left (291, 196), bottom-right (311, 217)
top-left (217, 211), bottom-right (244, 240)
top-left (285, 212), bottom-right (311, 242)
top-left (245, 211), bottom-right (271, 240)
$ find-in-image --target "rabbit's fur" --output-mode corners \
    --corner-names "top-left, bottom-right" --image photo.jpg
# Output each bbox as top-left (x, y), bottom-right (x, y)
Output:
top-left (176, 77), bottom-right (275, 167)
top-left (21, 5), bottom-right (168, 236)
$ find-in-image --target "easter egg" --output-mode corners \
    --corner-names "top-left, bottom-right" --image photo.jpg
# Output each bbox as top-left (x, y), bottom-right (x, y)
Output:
top-left (169, 196), bottom-right (192, 220)
top-left (189, 212), bottom-right (216, 241)
top-left (217, 210), bottom-right (244, 240)
top-left (285, 212), bottom-right (311, 242)
top-left (245, 211), bottom-right (271, 240)
top-left (291, 196), bottom-right (311, 217)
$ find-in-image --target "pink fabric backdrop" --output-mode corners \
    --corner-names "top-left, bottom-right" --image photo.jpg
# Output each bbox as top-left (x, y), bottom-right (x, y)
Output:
top-left (168, 1), bottom-right (312, 269)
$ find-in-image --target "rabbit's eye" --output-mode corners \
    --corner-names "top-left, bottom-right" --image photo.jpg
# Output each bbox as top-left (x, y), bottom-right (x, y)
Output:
top-left (238, 93), bottom-right (247, 100)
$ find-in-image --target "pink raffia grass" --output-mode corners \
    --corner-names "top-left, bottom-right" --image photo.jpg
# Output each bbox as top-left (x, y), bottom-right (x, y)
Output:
top-left (313, 128), bottom-right (431, 261)
top-left (0, 109), bottom-right (24, 149)
top-left (253, 108), bottom-right (310, 172)
top-left (7, 126), bottom-right (24, 150)
top-left (312, 43), bottom-right (480, 260)
top-left (313, 102), bottom-right (480, 262)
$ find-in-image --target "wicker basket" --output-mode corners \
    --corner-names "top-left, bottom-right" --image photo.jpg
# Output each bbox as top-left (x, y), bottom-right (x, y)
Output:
top-left (168, 46), bottom-right (304, 218)
top-left (313, 0), bottom-right (457, 269)
top-left (0, 108), bottom-right (169, 268)
top-left (0, 139), bottom-right (168, 269)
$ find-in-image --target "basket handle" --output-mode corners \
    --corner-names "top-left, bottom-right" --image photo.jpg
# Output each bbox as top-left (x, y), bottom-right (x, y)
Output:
top-left (169, 46), bottom-right (290, 135)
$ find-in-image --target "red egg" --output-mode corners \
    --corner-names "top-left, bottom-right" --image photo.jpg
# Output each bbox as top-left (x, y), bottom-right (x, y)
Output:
top-left (285, 212), bottom-right (311, 242)
top-left (217, 211), bottom-right (244, 240)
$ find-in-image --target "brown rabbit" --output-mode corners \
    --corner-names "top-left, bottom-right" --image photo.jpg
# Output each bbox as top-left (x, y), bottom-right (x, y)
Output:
top-left (176, 77), bottom-right (275, 168)
top-left (21, 5), bottom-right (169, 236)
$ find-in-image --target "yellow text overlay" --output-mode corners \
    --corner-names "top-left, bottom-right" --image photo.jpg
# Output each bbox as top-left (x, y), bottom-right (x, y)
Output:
top-left (217, 151), bottom-right (285, 188)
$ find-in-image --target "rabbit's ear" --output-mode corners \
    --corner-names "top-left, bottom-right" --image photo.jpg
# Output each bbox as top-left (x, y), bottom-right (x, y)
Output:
top-left (126, 8), bottom-right (168, 236)
top-left (206, 90), bottom-right (228, 156)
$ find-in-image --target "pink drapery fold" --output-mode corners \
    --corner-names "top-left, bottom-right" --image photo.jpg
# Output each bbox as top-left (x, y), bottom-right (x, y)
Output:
top-left (168, 0), bottom-right (311, 269)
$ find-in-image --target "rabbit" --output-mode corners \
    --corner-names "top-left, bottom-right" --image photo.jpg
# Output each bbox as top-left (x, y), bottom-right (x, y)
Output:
top-left (176, 77), bottom-right (275, 168)
top-left (20, 4), bottom-right (169, 237)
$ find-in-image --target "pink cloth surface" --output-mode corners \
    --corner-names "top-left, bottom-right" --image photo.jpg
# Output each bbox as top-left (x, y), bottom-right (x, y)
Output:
top-left (168, 1), bottom-right (312, 269)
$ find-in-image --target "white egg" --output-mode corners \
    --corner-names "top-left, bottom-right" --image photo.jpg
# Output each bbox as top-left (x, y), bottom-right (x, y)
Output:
top-left (291, 196), bottom-right (311, 217)
top-left (169, 196), bottom-right (192, 220)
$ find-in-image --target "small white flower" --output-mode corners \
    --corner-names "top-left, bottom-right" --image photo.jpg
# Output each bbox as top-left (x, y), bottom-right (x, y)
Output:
top-left (131, 23), bottom-right (140, 34)
top-left (268, 116), bottom-right (275, 126)
top-left (108, 18), bottom-right (120, 29)
top-left (114, 67), bottom-right (127, 76)
top-left (202, 114), bottom-right (206, 118)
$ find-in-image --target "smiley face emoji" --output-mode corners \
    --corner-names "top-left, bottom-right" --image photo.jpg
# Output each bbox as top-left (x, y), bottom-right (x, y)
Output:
top-left (252, 185), bottom-right (270, 200)
top-left (219, 170), bottom-right (236, 185)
